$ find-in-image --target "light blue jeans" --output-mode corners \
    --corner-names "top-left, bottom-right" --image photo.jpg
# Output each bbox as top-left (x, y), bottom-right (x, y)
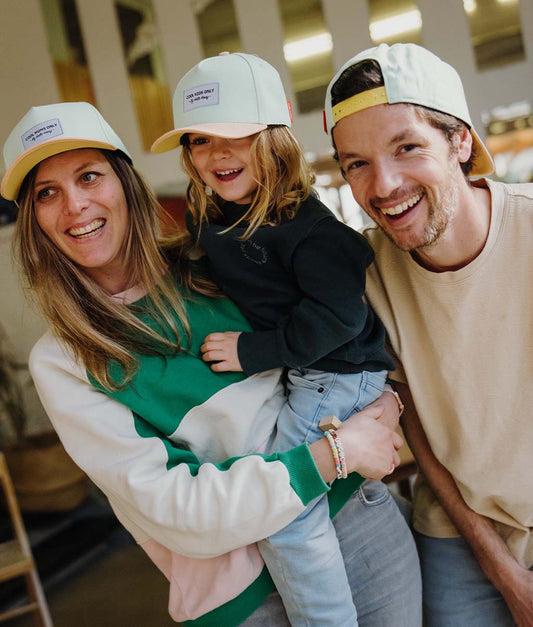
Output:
top-left (246, 481), bottom-right (423, 625)
top-left (414, 531), bottom-right (516, 626)
top-left (259, 368), bottom-right (387, 627)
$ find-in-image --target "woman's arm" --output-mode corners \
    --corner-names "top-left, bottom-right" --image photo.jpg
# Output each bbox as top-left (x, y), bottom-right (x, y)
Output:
top-left (30, 332), bottom-right (401, 559)
top-left (30, 333), bottom-right (326, 558)
top-left (397, 382), bottom-right (533, 626)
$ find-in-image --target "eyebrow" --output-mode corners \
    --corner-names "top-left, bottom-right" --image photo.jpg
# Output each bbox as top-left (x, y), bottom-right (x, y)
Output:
top-left (34, 160), bottom-right (104, 188)
top-left (337, 129), bottom-right (420, 161)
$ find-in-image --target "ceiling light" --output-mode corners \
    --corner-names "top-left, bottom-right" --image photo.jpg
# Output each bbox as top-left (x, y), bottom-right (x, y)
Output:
top-left (463, 0), bottom-right (477, 13)
top-left (283, 32), bottom-right (333, 62)
top-left (370, 10), bottom-right (422, 41)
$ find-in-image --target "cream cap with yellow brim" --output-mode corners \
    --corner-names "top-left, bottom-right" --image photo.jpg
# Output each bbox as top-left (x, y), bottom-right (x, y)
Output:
top-left (1, 101), bottom-right (131, 201)
top-left (324, 43), bottom-right (494, 178)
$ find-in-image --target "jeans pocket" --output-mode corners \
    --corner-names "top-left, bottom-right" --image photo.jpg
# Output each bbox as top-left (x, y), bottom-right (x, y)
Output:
top-left (358, 480), bottom-right (391, 507)
top-left (286, 368), bottom-right (334, 392)
top-left (362, 370), bottom-right (387, 395)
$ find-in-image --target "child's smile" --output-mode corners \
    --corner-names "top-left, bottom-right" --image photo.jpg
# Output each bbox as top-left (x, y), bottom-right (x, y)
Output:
top-left (189, 133), bottom-right (259, 204)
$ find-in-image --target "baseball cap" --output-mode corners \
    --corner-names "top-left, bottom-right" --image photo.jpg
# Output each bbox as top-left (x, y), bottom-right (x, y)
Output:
top-left (1, 101), bottom-right (132, 201)
top-left (324, 43), bottom-right (494, 177)
top-left (151, 52), bottom-right (292, 153)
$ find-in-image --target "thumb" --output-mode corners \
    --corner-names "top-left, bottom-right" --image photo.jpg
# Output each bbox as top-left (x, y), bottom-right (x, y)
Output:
top-left (362, 403), bottom-right (385, 421)
top-left (392, 432), bottom-right (404, 450)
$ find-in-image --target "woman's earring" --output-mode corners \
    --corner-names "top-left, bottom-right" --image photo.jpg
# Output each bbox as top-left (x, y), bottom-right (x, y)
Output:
top-left (205, 185), bottom-right (212, 197)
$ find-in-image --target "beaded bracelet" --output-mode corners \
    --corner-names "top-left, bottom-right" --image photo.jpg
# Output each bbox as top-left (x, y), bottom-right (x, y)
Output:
top-left (330, 429), bottom-right (348, 479)
top-left (323, 430), bottom-right (343, 480)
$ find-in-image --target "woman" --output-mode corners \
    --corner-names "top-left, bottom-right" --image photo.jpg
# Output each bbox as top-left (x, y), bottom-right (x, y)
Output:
top-left (1, 101), bottom-right (422, 626)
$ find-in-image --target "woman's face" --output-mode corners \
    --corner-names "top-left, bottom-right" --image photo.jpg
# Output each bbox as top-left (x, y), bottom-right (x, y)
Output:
top-left (188, 133), bottom-right (259, 204)
top-left (33, 148), bottom-right (130, 293)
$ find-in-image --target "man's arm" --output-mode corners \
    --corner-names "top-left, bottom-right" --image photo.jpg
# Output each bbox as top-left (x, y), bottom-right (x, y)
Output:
top-left (396, 382), bottom-right (533, 626)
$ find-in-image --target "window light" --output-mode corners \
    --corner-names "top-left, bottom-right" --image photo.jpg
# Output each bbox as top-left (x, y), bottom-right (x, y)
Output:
top-left (283, 32), bottom-right (333, 62)
top-left (369, 10), bottom-right (422, 41)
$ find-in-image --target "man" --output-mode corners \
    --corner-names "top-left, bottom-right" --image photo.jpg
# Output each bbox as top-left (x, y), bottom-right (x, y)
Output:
top-left (324, 43), bottom-right (533, 626)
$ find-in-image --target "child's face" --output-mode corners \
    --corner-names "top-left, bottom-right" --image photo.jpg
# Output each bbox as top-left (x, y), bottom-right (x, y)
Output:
top-left (188, 133), bottom-right (259, 205)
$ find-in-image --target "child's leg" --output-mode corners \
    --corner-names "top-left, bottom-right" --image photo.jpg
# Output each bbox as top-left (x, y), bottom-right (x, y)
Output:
top-left (259, 368), bottom-right (386, 626)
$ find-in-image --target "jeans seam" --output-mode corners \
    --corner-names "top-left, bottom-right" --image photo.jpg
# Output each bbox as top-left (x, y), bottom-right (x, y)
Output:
top-left (357, 483), bottom-right (391, 507)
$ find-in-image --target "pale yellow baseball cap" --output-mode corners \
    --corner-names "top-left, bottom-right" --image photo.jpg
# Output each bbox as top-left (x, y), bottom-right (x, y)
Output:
top-left (1, 101), bottom-right (132, 200)
top-left (324, 43), bottom-right (494, 177)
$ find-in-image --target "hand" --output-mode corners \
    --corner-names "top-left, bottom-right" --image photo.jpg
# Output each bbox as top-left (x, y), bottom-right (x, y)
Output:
top-left (338, 404), bottom-right (403, 480)
top-left (498, 566), bottom-right (533, 626)
top-left (201, 332), bottom-right (243, 372)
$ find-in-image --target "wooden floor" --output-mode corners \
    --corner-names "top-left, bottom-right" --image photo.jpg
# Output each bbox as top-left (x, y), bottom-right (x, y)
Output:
top-left (4, 475), bottom-right (415, 627)
top-left (9, 537), bottom-right (175, 626)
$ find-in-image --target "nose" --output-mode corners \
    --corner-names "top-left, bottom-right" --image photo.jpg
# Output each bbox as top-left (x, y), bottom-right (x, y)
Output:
top-left (209, 137), bottom-right (231, 158)
top-left (371, 161), bottom-right (403, 200)
top-left (63, 186), bottom-right (89, 216)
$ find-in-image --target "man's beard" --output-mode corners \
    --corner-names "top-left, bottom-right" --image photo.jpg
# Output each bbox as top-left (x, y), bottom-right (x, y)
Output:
top-left (384, 160), bottom-right (459, 253)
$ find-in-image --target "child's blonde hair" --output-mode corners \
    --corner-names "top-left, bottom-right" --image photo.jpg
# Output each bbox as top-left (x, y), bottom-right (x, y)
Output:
top-left (181, 126), bottom-right (316, 239)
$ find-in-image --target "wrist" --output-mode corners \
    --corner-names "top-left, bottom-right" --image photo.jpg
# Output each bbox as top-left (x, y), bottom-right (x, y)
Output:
top-left (384, 383), bottom-right (404, 416)
top-left (309, 437), bottom-right (339, 484)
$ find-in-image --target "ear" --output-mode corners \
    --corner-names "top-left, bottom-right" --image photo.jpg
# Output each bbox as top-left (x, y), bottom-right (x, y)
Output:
top-left (456, 125), bottom-right (473, 164)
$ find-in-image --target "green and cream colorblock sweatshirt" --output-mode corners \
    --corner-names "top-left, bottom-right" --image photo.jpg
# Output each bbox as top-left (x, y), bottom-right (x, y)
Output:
top-left (29, 280), bottom-right (363, 625)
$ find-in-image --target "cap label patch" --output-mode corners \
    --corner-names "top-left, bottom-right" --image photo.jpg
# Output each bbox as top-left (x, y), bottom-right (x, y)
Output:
top-left (22, 118), bottom-right (64, 149)
top-left (183, 83), bottom-right (219, 111)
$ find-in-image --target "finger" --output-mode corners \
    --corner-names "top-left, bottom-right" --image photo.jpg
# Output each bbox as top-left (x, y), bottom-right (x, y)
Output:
top-left (359, 404), bottom-right (385, 421)
top-left (201, 341), bottom-right (220, 353)
top-left (210, 361), bottom-right (231, 372)
top-left (393, 450), bottom-right (401, 467)
top-left (392, 432), bottom-right (404, 449)
top-left (201, 338), bottom-right (226, 353)
top-left (202, 349), bottom-right (225, 362)
top-left (204, 333), bottom-right (226, 343)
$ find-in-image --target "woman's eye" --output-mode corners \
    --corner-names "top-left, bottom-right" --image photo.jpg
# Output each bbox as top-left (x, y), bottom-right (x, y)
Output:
top-left (35, 187), bottom-right (54, 201)
top-left (81, 171), bottom-right (99, 183)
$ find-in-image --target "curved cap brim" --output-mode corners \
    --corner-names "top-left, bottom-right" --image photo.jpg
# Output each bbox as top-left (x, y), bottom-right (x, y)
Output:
top-left (470, 128), bottom-right (495, 177)
top-left (150, 122), bottom-right (267, 153)
top-left (1, 138), bottom-right (121, 200)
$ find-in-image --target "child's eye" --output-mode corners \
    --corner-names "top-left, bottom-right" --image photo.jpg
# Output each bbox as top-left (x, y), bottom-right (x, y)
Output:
top-left (190, 136), bottom-right (209, 146)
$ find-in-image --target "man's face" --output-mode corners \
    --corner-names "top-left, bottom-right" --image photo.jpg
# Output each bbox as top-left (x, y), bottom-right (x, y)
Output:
top-left (333, 103), bottom-right (470, 252)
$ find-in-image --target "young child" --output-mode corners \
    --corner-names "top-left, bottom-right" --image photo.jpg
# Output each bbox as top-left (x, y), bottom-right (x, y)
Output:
top-left (152, 52), bottom-right (398, 626)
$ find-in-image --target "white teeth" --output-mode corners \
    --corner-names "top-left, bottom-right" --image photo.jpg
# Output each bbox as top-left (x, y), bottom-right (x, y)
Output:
top-left (217, 168), bottom-right (241, 176)
top-left (68, 219), bottom-right (105, 238)
top-left (381, 193), bottom-right (422, 216)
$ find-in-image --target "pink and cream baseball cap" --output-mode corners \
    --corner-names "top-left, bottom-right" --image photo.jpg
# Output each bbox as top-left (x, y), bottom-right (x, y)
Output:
top-left (324, 43), bottom-right (494, 177)
top-left (1, 101), bottom-right (131, 200)
top-left (151, 52), bottom-right (293, 153)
